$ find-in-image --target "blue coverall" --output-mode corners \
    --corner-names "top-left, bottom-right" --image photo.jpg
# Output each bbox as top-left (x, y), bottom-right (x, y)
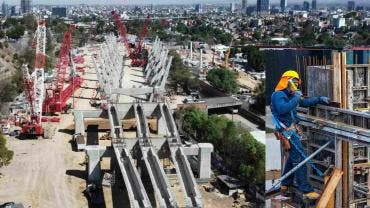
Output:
top-left (271, 88), bottom-right (323, 193)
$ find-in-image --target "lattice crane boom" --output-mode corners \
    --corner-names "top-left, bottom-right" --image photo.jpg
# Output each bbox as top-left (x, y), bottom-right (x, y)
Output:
top-left (43, 25), bottom-right (79, 113)
top-left (21, 19), bottom-right (46, 137)
top-left (111, 11), bottom-right (132, 57)
top-left (33, 19), bottom-right (46, 123)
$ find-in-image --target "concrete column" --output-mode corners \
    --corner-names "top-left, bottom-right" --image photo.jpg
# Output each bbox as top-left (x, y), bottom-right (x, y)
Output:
top-left (86, 146), bottom-right (106, 182)
top-left (197, 143), bottom-right (214, 180)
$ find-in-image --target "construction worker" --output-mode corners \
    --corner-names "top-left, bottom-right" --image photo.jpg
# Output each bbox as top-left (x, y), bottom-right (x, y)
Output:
top-left (271, 70), bottom-right (330, 200)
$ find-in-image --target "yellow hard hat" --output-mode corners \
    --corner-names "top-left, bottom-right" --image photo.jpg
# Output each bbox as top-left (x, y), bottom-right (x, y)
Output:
top-left (282, 70), bottom-right (300, 81)
top-left (275, 70), bottom-right (301, 91)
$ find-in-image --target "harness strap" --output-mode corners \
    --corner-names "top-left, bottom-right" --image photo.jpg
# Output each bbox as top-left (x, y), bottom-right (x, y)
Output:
top-left (271, 113), bottom-right (324, 177)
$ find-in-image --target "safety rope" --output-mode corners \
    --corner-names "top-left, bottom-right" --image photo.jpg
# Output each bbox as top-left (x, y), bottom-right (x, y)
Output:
top-left (272, 114), bottom-right (324, 177)
top-left (283, 129), bottom-right (324, 177)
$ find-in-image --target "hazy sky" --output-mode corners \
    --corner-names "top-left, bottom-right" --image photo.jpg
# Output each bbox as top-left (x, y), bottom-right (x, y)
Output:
top-left (2, 0), bottom-right (369, 6)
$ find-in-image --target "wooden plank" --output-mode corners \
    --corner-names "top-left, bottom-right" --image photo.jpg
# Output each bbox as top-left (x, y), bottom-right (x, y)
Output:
top-left (341, 52), bottom-right (347, 108)
top-left (316, 168), bottom-right (343, 208)
top-left (353, 162), bottom-right (370, 168)
top-left (335, 139), bottom-right (343, 207)
top-left (266, 169), bottom-right (281, 181)
top-left (332, 52), bottom-right (342, 104)
top-left (341, 52), bottom-right (350, 207)
top-left (324, 175), bottom-right (335, 208)
top-left (342, 141), bottom-right (349, 207)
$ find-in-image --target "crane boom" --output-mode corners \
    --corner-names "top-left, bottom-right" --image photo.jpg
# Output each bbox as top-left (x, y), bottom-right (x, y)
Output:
top-left (43, 25), bottom-right (79, 113)
top-left (111, 11), bottom-right (132, 56)
top-left (33, 19), bottom-right (46, 123)
top-left (21, 19), bottom-right (46, 137)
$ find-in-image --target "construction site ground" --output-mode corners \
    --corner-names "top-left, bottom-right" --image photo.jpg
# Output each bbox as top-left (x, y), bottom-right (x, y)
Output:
top-left (0, 44), bottom-right (248, 207)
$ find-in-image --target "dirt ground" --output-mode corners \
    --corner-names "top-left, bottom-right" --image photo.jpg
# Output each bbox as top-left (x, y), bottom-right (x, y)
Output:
top-left (0, 114), bottom-right (88, 208)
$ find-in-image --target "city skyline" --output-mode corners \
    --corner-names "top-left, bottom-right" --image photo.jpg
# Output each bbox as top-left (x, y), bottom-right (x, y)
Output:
top-left (1, 0), bottom-right (370, 6)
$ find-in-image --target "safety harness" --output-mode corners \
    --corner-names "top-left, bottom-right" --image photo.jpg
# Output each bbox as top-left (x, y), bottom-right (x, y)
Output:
top-left (272, 113), bottom-right (324, 177)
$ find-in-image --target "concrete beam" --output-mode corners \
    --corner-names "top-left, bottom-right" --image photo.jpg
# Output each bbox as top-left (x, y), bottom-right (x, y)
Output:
top-left (110, 87), bottom-right (165, 96)
top-left (141, 147), bottom-right (177, 207)
top-left (86, 146), bottom-right (107, 182)
top-left (114, 147), bottom-right (152, 208)
top-left (170, 146), bottom-right (203, 208)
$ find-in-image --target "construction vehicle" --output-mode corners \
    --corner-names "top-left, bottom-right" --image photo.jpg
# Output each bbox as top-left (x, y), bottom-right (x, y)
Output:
top-left (1, 123), bottom-right (10, 134)
top-left (21, 19), bottom-right (46, 138)
top-left (111, 11), bottom-right (151, 67)
top-left (43, 25), bottom-right (83, 114)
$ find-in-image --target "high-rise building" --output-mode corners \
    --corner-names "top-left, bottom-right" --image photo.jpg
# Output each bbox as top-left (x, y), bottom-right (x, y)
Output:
top-left (2, 1), bottom-right (8, 16)
top-left (195, 4), bottom-right (203, 13)
top-left (303, 1), bottom-right (310, 11)
top-left (10, 5), bottom-right (15, 16)
top-left (280, 0), bottom-right (287, 12)
top-left (312, 0), bottom-right (317, 10)
top-left (20, 0), bottom-right (31, 14)
top-left (257, 0), bottom-right (270, 13)
top-left (347, 1), bottom-right (355, 11)
top-left (230, 3), bottom-right (235, 13)
top-left (242, 0), bottom-right (247, 14)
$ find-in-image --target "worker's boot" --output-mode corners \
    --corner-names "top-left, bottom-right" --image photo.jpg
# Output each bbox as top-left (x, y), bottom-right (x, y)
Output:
top-left (303, 191), bottom-right (320, 200)
top-left (281, 185), bottom-right (291, 197)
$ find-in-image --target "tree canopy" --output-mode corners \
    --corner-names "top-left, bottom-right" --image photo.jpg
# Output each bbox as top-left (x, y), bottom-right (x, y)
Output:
top-left (6, 25), bottom-right (25, 40)
top-left (175, 20), bottom-right (232, 45)
top-left (168, 50), bottom-right (198, 92)
top-left (0, 134), bottom-right (13, 167)
top-left (206, 68), bottom-right (239, 94)
top-left (177, 108), bottom-right (265, 186)
top-left (241, 45), bottom-right (266, 71)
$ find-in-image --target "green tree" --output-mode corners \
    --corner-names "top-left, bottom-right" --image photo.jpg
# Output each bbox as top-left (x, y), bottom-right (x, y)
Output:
top-left (206, 68), bottom-right (239, 94)
top-left (168, 50), bottom-right (198, 92)
top-left (179, 108), bottom-right (265, 187)
top-left (6, 25), bottom-right (25, 39)
top-left (21, 14), bottom-right (37, 32)
top-left (0, 80), bottom-right (17, 102)
top-left (0, 30), bottom-right (5, 39)
top-left (241, 46), bottom-right (265, 71)
top-left (0, 134), bottom-right (14, 167)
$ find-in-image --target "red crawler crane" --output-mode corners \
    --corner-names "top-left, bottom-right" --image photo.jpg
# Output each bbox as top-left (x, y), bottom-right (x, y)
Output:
top-left (21, 20), bottom-right (46, 137)
top-left (111, 11), bottom-right (132, 56)
top-left (43, 25), bottom-right (82, 113)
top-left (131, 15), bottom-right (151, 67)
top-left (111, 11), bottom-right (151, 67)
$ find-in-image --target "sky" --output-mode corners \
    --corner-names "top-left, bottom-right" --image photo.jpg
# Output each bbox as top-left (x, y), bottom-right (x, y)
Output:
top-left (2, 0), bottom-right (370, 6)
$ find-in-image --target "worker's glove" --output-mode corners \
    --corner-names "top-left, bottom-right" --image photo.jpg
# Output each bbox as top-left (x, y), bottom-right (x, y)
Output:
top-left (319, 96), bottom-right (330, 105)
top-left (294, 90), bottom-right (303, 98)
